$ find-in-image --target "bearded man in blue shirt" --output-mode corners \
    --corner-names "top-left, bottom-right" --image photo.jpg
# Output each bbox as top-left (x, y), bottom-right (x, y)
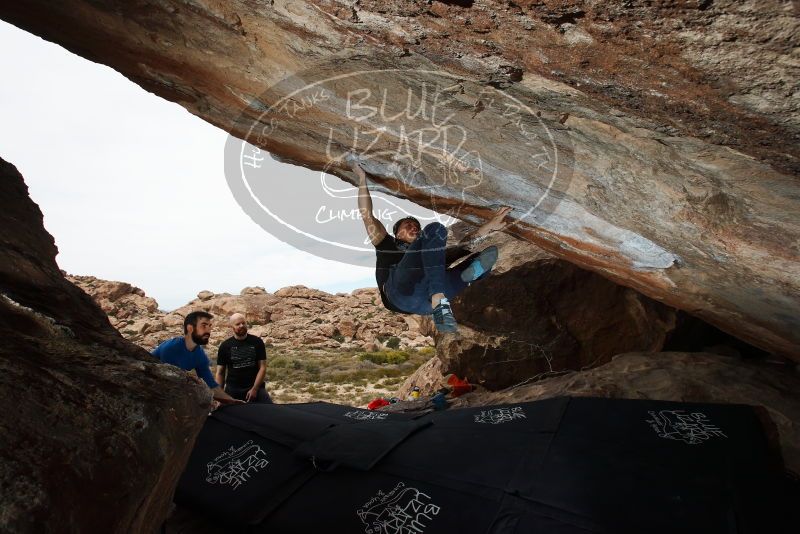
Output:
top-left (152, 311), bottom-right (242, 405)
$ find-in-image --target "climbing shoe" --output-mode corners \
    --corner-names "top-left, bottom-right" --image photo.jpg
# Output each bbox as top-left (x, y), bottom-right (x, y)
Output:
top-left (460, 245), bottom-right (498, 283)
top-left (432, 297), bottom-right (458, 333)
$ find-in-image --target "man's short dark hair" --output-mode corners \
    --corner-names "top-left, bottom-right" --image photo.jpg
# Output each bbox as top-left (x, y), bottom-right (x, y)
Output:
top-left (184, 311), bottom-right (213, 334)
top-left (392, 216), bottom-right (421, 236)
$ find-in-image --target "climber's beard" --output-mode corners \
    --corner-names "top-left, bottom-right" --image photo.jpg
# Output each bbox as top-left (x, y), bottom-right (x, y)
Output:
top-left (192, 332), bottom-right (210, 345)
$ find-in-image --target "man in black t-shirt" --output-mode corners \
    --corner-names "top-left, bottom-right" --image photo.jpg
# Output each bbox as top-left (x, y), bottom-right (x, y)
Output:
top-left (351, 159), bottom-right (511, 333)
top-left (215, 313), bottom-right (272, 403)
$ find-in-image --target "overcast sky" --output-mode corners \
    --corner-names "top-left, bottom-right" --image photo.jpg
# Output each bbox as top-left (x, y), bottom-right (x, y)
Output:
top-left (0, 20), bottom-right (384, 311)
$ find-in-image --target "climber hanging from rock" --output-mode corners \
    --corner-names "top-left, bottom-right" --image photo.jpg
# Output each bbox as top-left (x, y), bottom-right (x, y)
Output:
top-left (350, 159), bottom-right (512, 333)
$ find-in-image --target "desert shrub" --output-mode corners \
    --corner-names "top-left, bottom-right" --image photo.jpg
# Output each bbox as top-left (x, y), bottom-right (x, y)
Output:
top-left (381, 376), bottom-right (403, 386)
top-left (418, 346), bottom-right (435, 356)
top-left (360, 350), bottom-right (409, 365)
top-left (385, 336), bottom-right (401, 350)
top-left (269, 357), bottom-right (289, 368)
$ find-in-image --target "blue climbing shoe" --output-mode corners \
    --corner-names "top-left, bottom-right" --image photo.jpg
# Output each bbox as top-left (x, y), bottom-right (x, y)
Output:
top-left (432, 297), bottom-right (458, 333)
top-left (460, 245), bottom-right (498, 283)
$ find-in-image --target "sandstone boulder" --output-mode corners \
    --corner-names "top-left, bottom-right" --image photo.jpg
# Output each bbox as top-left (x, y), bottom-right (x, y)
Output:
top-left (396, 356), bottom-right (447, 400)
top-left (0, 158), bottom-right (209, 533)
top-left (440, 249), bottom-right (678, 390)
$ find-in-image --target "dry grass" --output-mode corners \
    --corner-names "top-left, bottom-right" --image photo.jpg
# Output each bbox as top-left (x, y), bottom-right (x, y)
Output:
top-left (220, 347), bottom-right (434, 407)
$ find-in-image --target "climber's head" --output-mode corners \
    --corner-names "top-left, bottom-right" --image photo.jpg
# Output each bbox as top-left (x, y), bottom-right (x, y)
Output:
top-left (393, 217), bottom-right (421, 244)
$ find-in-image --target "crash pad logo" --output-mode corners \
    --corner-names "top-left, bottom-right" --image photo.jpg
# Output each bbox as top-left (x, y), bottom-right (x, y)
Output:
top-left (646, 410), bottom-right (728, 445)
top-left (224, 65), bottom-right (568, 267)
top-left (357, 482), bottom-right (441, 534)
top-left (205, 440), bottom-right (269, 490)
top-left (474, 406), bottom-right (526, 425)
top-left (344, 410), bottom-right (389, 421)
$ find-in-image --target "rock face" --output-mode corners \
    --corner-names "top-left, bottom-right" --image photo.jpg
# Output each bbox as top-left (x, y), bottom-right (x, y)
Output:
top-left (444, 258), bottom-right (679, 389)
top-left (0, 158), bottom-right (210, 533)
top-left (452, 352), bottom-right (800, 475)
top-left (1, 1), bottom-right (798, 358)
top-left (431, 225), bottom-right (678, 389)
top-left (67, 276), bottom-right (433, 357)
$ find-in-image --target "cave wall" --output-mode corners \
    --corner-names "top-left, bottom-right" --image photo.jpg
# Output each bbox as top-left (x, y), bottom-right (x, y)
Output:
top-left (0, 157), bottom-right (209, 532)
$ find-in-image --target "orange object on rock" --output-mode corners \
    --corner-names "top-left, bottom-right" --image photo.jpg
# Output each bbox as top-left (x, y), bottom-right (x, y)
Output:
top-left (446, 374), bottom-right (472, 397)
top-left (367, 398), bottom-right (390, 410)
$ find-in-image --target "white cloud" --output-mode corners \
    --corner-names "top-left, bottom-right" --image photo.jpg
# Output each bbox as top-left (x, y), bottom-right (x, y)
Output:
top-left (0, 20), bottom-right (375, 310)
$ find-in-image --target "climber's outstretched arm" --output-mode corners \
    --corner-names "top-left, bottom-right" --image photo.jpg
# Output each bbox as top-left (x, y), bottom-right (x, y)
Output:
top-left (458, 206), bottom-right (513, 248)
top-left (352, 161), bottom-right (388, 246)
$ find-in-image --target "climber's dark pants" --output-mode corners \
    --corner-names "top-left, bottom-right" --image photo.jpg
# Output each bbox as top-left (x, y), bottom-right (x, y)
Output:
top-left (385, 222), bottom-right (468, 315)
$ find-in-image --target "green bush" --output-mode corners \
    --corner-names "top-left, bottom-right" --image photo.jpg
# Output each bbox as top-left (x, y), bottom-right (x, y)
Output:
top-left (359, 350), bottom-right (410, 365)
top-left (385, 336), bottom-right (401, 350)
top-left (269, 357), bottom-right (288, 368)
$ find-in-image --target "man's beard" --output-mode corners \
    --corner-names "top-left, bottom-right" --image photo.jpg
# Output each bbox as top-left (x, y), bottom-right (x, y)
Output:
top-left (235, 327), bottom-right (247, 337)
top-left (192, 332), bottom-right (210, 345)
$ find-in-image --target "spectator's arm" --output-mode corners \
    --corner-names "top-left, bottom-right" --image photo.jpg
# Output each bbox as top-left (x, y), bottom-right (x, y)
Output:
top-left (211, 386), bottom-right (243, 405)
top-left (195, 353), bottom-right (220, 390)
top-left (215, 364), bottom-right (226, 390)
top-left (247, 361), bottom-right (267, 402)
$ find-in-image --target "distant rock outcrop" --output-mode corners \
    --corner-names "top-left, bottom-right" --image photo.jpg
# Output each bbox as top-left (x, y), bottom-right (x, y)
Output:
top-left (67, 276), bottom-right (434, 357)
